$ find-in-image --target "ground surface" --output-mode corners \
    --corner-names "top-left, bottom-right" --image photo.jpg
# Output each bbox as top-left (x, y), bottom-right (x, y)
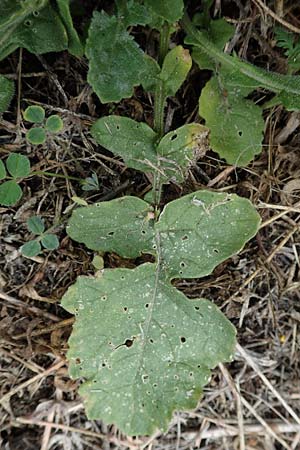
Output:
top-left (1, 1), bottom-right (300, 449)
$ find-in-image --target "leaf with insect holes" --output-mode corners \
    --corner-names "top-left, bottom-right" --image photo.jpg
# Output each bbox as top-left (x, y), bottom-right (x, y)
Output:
top-left (0, 0), bottom-right (81, 61)
top-left (21, 240), bottom-right (41, 257)
top-left (62, 190), bottom-right (260, 435)
top-left (91, 116), bottom-right (158, 173)
top-left (159, 46), bottom-right (192, 98)
top-left (0, 75), bottom-right (14, 113)
top-left (6, 153), bottom-right (30, 178)
top-left (27, 216), bottom-right (45, 235)
top-left (86, 11), bottom-right (160, 103)
top-left (0, 180), bottom-right (22, 206)
top-left (26, 128), bottom-right (46, 145)
top-left (45, 115), bottom-right (64, 133)
top-left (67, 196), bottom-right (155, 258)
top-left (157, 123), bottom-right (209, 183)
top-left (23, 106), bottom-right (45, 123)
top-left (0, 160), bottom-right (6, 180)
top-left (41, 234), bottom-right (59, 250)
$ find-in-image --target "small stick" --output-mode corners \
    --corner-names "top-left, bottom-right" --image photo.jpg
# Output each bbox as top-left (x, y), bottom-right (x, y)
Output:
top-left (252, 0), bottom-right (300, 34)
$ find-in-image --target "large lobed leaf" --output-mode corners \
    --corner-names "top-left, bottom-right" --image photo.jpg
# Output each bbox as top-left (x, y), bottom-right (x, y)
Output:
top-left (62, 191), bottom-right (260, 435)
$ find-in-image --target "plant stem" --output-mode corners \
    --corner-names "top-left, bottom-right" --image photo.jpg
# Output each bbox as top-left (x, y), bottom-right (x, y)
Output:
top-left (31, 170), bottom-right (83, 182)
top-left (153, 22), bottom-right (170, 210)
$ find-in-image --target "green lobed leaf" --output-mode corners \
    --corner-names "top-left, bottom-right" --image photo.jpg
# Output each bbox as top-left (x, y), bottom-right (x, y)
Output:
top-left (157, 123), bottom-right (209, 183)
top-left (21, 240), bottom-right (41, 257)
top-left (6, 153), bottom-right (31, 178)
top-left (0, 75), bottom-right (14, 113)
top-left (63, 191), bottom-right (260, 434)
top-left (26, 127), bottom-right (46, 145)
top-left (67, 196), bottom-right (155, 258)
top-left (86, 11), bottom-right (159, 103)
top-left (62, 264), bottom-right (236, 435)
top-left (45, 115), bottom-right (64, 133)
top-left (143, 0), bottom-right (184, 23)
top-left (159, 46), bottom-right (192, 98)
top-left (41, 234), bottom-right (59, 250)
top-left (91, 115), bottom-right (158, 173)
top-left (199, 76), bottom-right (265, 166)
top-left (0, 180), bottom-right (22, 206)
top-left (0, 160), bottom-right (6, 180)
top-left (27, 216), bottom-right (45, 235)
top-left (0, 1), bottom-right (68, 61)
top-left (23, 105), bottom-right (45, 123)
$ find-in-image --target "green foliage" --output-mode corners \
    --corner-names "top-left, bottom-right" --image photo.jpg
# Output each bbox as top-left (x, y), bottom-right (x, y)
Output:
top-left (0, 153), bottom-right (30, 206)
top-left (45, 115), bottom-right (64, 133)
top-left (63, 191), bottom-right (260, 435)
top-left (183, 12), bottom-right (300, 165)
top-left (0, 0), bottom-right (83, 61)
top-left (143, 0), bottom-right (184, 23)
top-left (0, 75), bottom-right (14, 113)
top-left (23, 105), bottom-right (45, 123)
top-left (159, 46), bottom-right (192, 97)
top-left (81, 172), bottom-right (100, 191)
top-left (275, 27), bottom-right (300, 72)
top-left (24, 106), bottom-right (64, 144)
top-left (21, 215), bottom-right (59, 257)
top-left (86, 11), bottom-right (159, 103)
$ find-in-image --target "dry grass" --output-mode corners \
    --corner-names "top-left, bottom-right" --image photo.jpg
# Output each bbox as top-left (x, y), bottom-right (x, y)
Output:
top-left (1, 1), bottom-right (300, 449)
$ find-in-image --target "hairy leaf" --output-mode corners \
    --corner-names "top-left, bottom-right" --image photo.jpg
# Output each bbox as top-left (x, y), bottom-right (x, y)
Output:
top-left (159, 46), bottom-right (192, 97)
top-left (86, 11), bottom-right (159, 103)
top-left (63, 191), bottom-right (260, 434)
top-left (157, 123), bottom-right (209, 182)
top-left (91, 115), bottom-right (158, 172)
top-left (27, 216), bottom-right (45, 235)
top-left (67, 196), bottom-right (155, 258)
top-left (21, 240), bottom-right (41, 257)
top-left (0, 75), bottom-right (14, 113)
top-left (41, 234), bottom-right (59, 250)
top-left (62, 264), bottom-right (235, 435)
top-left (144, 0), bottom-right (184, 23)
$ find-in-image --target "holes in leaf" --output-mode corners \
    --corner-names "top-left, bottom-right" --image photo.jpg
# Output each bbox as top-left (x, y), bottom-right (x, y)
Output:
top-left (180, 336), bottom-right (186, 343)
top-left (145, 303), bottom-right (149, 308)
top-left (93, 379), bottom-right (97, 383)
top-left (197, 364), bottom-right (201, 368)
top-left (153, 383), bottom-right (158, 388)
top-left (102, 363), bottom-right (106, 367)
top-left (189, 372), bottom-right (194, 377)
top-left (182, 235), bottom-right (188, 241)
top-left (171, 133), bottom-right (177, 141)
top-left (238, 130), bottom-right (243, 137)
top-left (141, 230), bottom-right (146, 235)
top-left (107, 231), bottom-right (114, 236)
top-left (194, 306), bottom-right (200, 311)
top-left (152, 244), bottom-right (157, 250)
top-left (32, 10), bottom-right (39, 17)
top-left (174, 374), bottom-right (179, 380)
top-left (124, 339), bottom-right (133, 347)
top-left (121, 276), bottom-right (125, 280)
top-left (101, 295), bottom-right (107, 301)
top-left (179, 270), bottom-right (183, 275)
top-left (180, 261), bottom-right (186, 268)
top-left (171, 324), bottom-right (175, 328)
top-left (142, 374), bottom-right (149, 383)
top-left (24, 19), bottom-right (32, 27)
top-left (149, 338), bottom-right (154, 344)
top-left (75, 358), bottom-right (81, 364)
top-left (213, 248), bottom-right (219, 254)
top-left (116, 125), bottom-right (120, 130)
top-left (123, 307), bottom-right (128, 312)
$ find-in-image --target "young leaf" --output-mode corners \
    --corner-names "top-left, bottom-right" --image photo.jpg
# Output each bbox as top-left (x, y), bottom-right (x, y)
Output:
top-left (21, 240), bottom-right (41, 257)
top-left (143, 0), bottom-right (184, 23)
top-left (45, 115), bottom-right (64, 133)
top-left (26, 127), bottom-right (47, 145)
top-left (62, 264), bottom-right (235, 436)
top-left (0, 160), bottom-right (6, 180)
top-left (157, 123), bottom-right (209, 182)
top-left (6, 153), bottom-right (30, 178)
top-left (41, 234), bottom-right (59, 250)
top-left (86, 11), bottom-right (159, 103)
top-left (0, 180), bottom-right (22, 206)
top-left (23, 105), bottom-right (45, 123)
top-left (159, 46), bottom-right (192, 97)
top-left (63, 191), bottom-right (260, 435)
top-left (81, 173), bottom-right (100, 191)
top-left (67, 196), bottom-right (155, 258)
top-left (0, 75), bottom-right (14, 113)
top-left (91, 116), bottom-right (158, 172)
top-left (27, 216), bottom-right (45, 235)
top-left (56, 0), bottom-right (84, 56)
top-left (0, 1), bottom-right (68, 61)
